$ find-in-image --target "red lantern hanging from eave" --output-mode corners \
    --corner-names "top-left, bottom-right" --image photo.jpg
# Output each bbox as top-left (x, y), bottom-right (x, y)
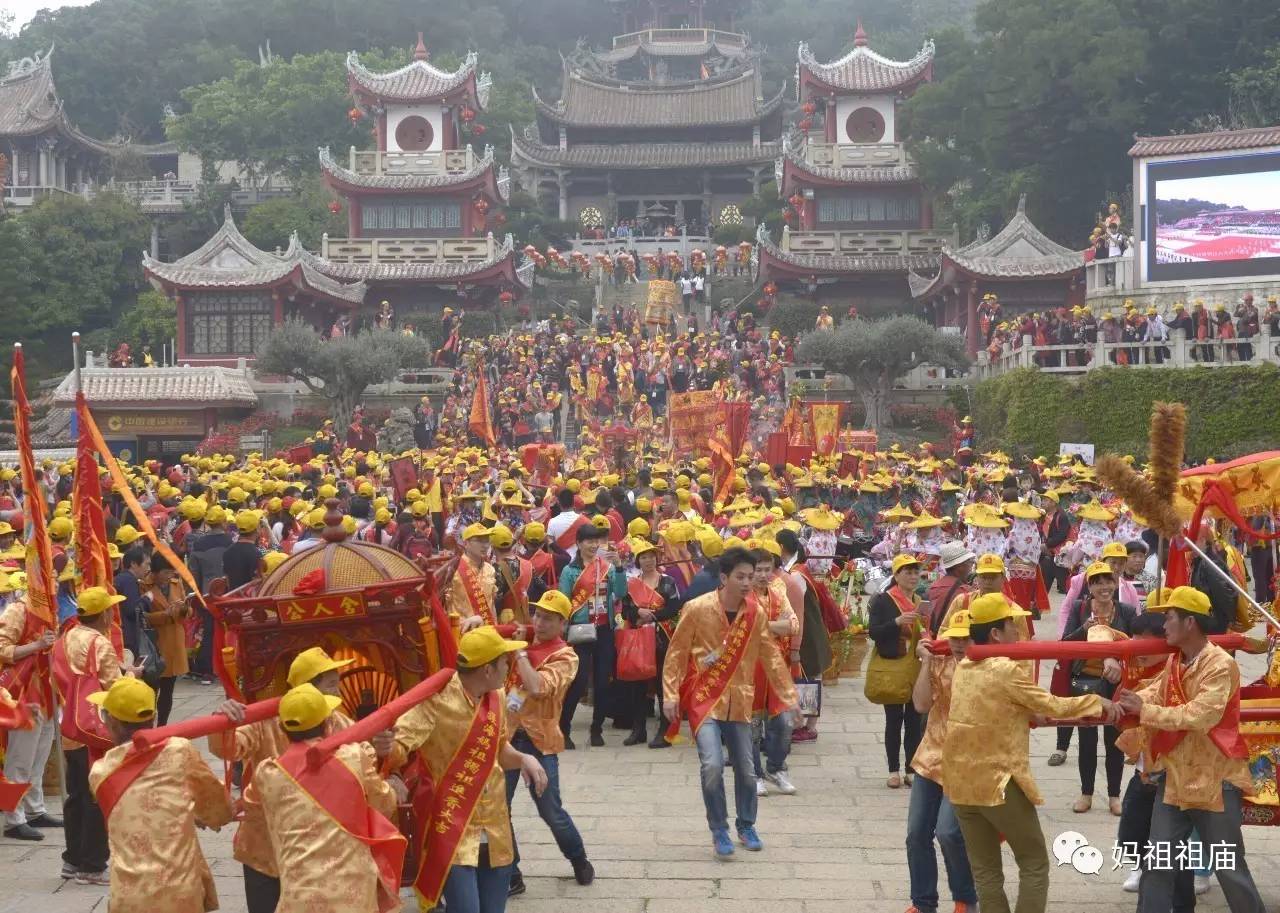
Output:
top-left (474, 197), bottom-right (490, 215)
top-left (327, 201), bottom-right (342, 214)
top-left (460, 106), bottom-right (476, 123)
top-left (471, 123), bottom-right (486, 136)
top-left (348, 107), bottom-right (364, 123)
top-left (798, 117), bottom-right (813, 132)
top-left (788, 193), bottom-right (805, 210)
top-left (499, 289), bottom-right (515, 305)
top-left (782, 210), bottom-right (794, 222)
top-left (801, 100), bottom-right (817, 115)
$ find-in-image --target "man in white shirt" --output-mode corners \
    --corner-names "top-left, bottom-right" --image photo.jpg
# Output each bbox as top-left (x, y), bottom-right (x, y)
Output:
top-left (546, 488), bottom-right (586, 561)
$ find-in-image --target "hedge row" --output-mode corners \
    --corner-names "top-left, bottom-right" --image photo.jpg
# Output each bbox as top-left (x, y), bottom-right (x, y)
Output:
top-left (968, 365), bottom-right (1280, 462)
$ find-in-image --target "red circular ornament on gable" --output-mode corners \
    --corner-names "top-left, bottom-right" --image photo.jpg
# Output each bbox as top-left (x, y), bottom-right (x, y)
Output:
top-left (845, 106), bottom-right (886, 143)
top-left (395, 115), bottom-right (434, 151)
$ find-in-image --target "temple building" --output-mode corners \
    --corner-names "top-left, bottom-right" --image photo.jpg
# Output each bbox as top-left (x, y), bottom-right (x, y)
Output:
top-left (0, 47), bottom-right (119, 209)
top-left (143, 206), bottom-right (367, 365)
top-left (316, 34), bottom-right (530, 313)
top-left (908, 194), bottom-right (1085, 355)
top-left (510, 0), bottom-right (783, 235)
top-left (755, 23), bottom-right (955, 311)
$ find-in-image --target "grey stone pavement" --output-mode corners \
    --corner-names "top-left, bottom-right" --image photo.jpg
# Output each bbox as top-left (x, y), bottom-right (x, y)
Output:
top-left (4, 596), bottom-right (1280, 913)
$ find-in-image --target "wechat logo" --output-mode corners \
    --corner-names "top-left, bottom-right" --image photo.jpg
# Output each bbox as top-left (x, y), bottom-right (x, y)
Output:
top-left (1053, 831), bottom-right (1104, 875)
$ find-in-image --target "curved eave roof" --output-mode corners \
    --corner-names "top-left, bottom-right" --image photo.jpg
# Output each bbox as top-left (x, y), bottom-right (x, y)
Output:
top-left (779, 147), bottom-right (917, 196)
top-left (796, 40), bottom-right (934, 95)
top-left (346, 50), bottom-right (490, 110)
top-left (594, 36), bottom-right (752, 63)
top-left (0, 49), bottom-right (119, 154)
top-left (510, 128), bottom-right (780, 170)
top-left (1128, 126), bottom-right (1280, 158)
top-left (317, 146), bottom-right (509, 202)
top-left (534, 68), bottom-right (783, 128)
top-left (755, 225), bottom-right (938, 278)
top-left (305, 237), bottom-right (528, 290)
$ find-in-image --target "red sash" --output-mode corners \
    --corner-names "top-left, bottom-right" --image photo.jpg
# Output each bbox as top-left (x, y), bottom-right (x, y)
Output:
top-left (530, 549), bottom-right (558, 590)
top-left (500, 558), bottom-right (533, 617)
top-left (278, 741), bottom-right (405, 913)
top-left (569, 558), bottom-right (608, 616)
top-left (666, 594), bottom-right (759, 740)
top-left (885, 584), bottom-right (919, 656)
top-left (628, 577), bottom-right (673, 639)
top-left (457, 559), bottom-right (496, 626)
top-left (554, 515), bottom-right (590, 551)
top-left (753, 587), bottom-right (792, 716)
top-left (95, 739), bottom-right (168, 821)
top-left (412, 691), bottom-right (501, 907)
top-left (1149, 653), bottom-right (1247, 762)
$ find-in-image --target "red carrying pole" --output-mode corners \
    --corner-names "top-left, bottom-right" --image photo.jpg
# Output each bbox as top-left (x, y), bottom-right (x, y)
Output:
top-left (132, 697), bottom-right (283, 750)
top-left (306, 669), bottom-right (455, 769)
top-left (926, 632), bottom-right (1246, 658)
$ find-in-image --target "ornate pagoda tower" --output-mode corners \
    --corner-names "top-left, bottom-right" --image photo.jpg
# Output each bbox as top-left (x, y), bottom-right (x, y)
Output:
top-left (317, 34), bottom-right (530, 315)
top-left (756, 22), bottom-right (955, 311)
top-left (510, 0), bottom-right (783, 241)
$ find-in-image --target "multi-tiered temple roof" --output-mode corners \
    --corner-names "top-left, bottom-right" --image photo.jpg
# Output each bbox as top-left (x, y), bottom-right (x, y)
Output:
top-left (795, 25), bottom-right (934, 95)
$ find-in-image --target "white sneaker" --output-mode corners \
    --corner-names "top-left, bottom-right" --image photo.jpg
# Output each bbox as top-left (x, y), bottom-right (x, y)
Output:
top-left (766, 771), bottom-right (797, 795)
top-left (1123, 870), bottom-right (1141, 893)
top-left (1195, 874), bottom-right (1212, 895)
top-left (755, 778), bottom-right (768, 797)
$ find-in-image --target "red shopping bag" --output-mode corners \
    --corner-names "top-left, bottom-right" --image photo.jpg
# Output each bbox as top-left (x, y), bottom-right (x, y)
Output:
top-left (615, 625), bottom-right (657, 682)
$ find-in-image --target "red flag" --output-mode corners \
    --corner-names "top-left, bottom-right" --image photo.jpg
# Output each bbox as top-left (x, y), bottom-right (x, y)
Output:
top-left (10, 345), bottom-right (55, 631)
top-left (73, 392), bottom-right (123, 657)
top-left (709, 401), bottom-right (751, 505)
top-left (469, 364), bottom-right (496, 450)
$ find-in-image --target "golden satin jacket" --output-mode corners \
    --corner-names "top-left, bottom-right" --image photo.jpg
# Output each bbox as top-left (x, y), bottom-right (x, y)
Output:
top-left (662, 590), bottom-right (797, 723)
top-left (911, 653), bottom-right (957, 785)
top-left (943, 656), bottom-right (1103, 807)
top-left (446, 559), bottom-right (497, 622)
top-left (246, 741), bottom-right (398, 913)
top-left (506, 643), bottom-right (578, 754)
top-left (56, 623), bottom-right (121, 751)
top-left (389, 674), bottom-right (514, 867)
top-left (209, 710), bottom-right (353, 877)
top-left (89, 738), bottom-right (233, 913)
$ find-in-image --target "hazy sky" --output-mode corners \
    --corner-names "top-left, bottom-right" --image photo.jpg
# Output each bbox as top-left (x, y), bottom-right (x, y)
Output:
top-left (2, 0), bottom-right (92, 31)
top-left (1157, 171), bottom-right (1280, 211)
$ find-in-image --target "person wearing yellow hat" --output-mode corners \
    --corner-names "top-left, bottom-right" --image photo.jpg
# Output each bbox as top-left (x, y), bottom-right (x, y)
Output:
top-left (504, 590), bottom-right (595, 891)
top-left (244, 682), bottom-right (401, 913)
top-left (943, 592), bottom-right (1117, 913)
top-left (87, 677), bottom-right (233, 912)
top-left (558, 521), bottom-right (627, 748)
top-left (140, 551), bottom-right (191, 725)
top-left (212, 647), bottom-right (358, 908)
top-left (52, 584), bottom-right (135, 881)
top-left (905, 605), bottom-right (980, 913)
top-left (1113, 584), bottom-right (1265, 912)
top-left (868, 553), bottom-right (926, 789)
top-left (1058, 542), bottom-right (1140, 644)
top-left (661, 546), bottom-right (798, 856)
top-left (1057, 560), bottom-right (1138, 814)
top-left (447, 524), bottom-right (498, 631)
top-left (619, 537), bottom-right (681, 749)
top-left (384, 625), bottom-right (549, 907)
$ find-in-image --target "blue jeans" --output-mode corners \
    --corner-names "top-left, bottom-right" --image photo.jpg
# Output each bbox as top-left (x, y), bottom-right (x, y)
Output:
top-left (906, 774), bottom-right (977, 911)
top-left (694, 718), bottom-right (756, 833)
top-left (751, 713), bottom-right (793, 777)
top-left (504, 731), bottom-right (586, 865)
top-left (441, 845), bottom-right (512, 913)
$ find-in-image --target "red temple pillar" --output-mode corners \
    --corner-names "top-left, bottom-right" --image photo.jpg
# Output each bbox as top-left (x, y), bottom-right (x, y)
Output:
top-left (965, 282), bottom-right (979, 357)
top-left (175, 293), bottom-right (187, 359)
top-left (376, 113), bottom-right (387, 152)
top-left (825, 98), bottom-right (837, 144)
top-left (442, 111), bottom-right (455, 151)
top-left (348, 197), bottom-right (362, 238)
top-left (271, 289), bottom-right (284, 328)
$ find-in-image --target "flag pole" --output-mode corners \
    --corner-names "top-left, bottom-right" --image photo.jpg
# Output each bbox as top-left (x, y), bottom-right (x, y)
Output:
top-left (71, 331), bottom-right (82, 395)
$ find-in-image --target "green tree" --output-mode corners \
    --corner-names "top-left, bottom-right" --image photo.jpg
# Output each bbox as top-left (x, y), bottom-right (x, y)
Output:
top-left (240, 176), bottom-right (345, 251)
top-left (796, 317), bottom-right (968, 430)
top-left (255, 319), bottom-right (431, 428)
top-left (1229, 47), bottom-right (1280, 127)
top-left (111, 290), bottom-right (178, 357)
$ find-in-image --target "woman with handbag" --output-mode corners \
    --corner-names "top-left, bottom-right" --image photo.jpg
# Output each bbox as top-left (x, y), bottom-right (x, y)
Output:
top-left (143, 552), bottom-right (190, 725)
top-left (867, 554), bottom-right (926, 789)
top-left (1061, 561), bottom-right (1136, 815)
top-left (619, 538), bottom-right (681, 747)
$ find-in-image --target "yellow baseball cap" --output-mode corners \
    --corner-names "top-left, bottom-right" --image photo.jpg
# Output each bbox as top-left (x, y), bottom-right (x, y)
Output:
top-left (1100, 541), bottom-right (1128, 560)
top-left (463, 523), bottom-right (493, 541)
top-left (235, 510), bottom-right (260, 534)
top-left (88, 677), bottom-right (157, 724)
top-left (627, 518), bottom-right (651, 538)
top-left (634, 497), bottom-right (652, 514)
top-left (490, 525), bottom-right (514, 549)
top-left (523, 522), bottom-right (546, 543)
top-left (891, 554), bottom-right (920, 575)
top-left (78, 586), bottom-right (125, 617)
top-left (968, 592), bottom-right (1030, 625)
top-left (590, 514), bottom-right (610, 531)
top-left (697, 528), bottom-right (724, 558)
top-left (456, 626), bottom-right (528, 669)
top-left (975, 553), bottom-right (1005, 575)
top-left (279, 683), bottom-right (343, 732)
top-left (1085, 560), bottom-right (1115, 580)
top-left (939, 609), bottom-right (972, 640)
top-left (261, 551), bottom-right (289, 575)
top-left (374, 507), bottom-right (393, 525)
top-left (205, 505), bottom-right (228, 526)
top-left (107, 543), bottom-right (123, 560)
top-left (532, 590), bottom-right (573, 619)
top-left (115, 524), bottom-right (142, 546)
top-left (48, 516), bottom-right (73, 540)
top-left (1148, 585), bottom-right (1211, 616)
top-left (286, 646), bottom-right (354, 688)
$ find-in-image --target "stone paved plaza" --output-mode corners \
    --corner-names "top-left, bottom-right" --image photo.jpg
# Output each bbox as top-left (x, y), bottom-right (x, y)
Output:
top-left (3, 600), bottom-right (1279, 913)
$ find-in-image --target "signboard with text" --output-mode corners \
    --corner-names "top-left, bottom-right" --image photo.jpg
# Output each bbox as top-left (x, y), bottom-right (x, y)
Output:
top-left (668, 391), bottom-right (721, 457)
top-left (278, 591), bottom-right (367, 625)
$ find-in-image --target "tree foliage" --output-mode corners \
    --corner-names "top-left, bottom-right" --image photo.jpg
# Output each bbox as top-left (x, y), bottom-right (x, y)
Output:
top-left (797, 317), bottom-right (968, 430)
top-left (255, 320), bottom-right (431, 427)
top-left (240, 176), bottom-right (345, 252)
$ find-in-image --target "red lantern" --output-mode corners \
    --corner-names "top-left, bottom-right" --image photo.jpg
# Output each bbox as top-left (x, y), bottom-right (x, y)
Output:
top-left (348, 107), bottom-right (363, 123)
top-left (801, 100), bottom-right (817, 115)
top-left (499, 289), bottom-right (515, 305)
top-left (471, 123), bottom-right (486, 136)
top-left (798, 117), bottom-right (813, 132)
top-left (763, 282), bottom-right (777, 297)
top-left (328, 201), bottom-right (341, 214)
top-left (782, 210), bottom-right (793, 222)
top-left (460, 107), bottom-right (476, 123)
top-left (789, 193), bottom-right (805, 210)
top-left (474, 198), bottom-right (490, 215)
